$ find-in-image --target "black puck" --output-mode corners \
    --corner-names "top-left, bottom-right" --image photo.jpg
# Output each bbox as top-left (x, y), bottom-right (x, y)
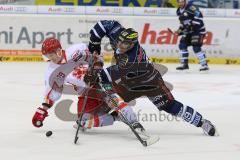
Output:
top-left (46, 131), bottom-right (52, 137)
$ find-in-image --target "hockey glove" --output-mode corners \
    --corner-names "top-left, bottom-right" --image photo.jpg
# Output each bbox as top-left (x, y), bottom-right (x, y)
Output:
top-left (32, 107), bottom-right (48, 128)
top-left (115, 53), bottom-right (128, 68)
top-left (83, 72), bottom-right (99, 85)
top-left (84, 54), bottom-right (103, 85)
top-left (88, 40), bottom-right (101, 55)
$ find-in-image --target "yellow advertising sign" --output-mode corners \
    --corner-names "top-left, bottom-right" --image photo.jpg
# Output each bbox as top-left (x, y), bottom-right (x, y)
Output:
top-left (166, 0), bottom-right (178, 7)
top-left (0, 56), bottom-right (44, 62)
top-left (35, 0), bottom-right (163, 7)
top-left (36, 0), bottom-right (56, 5)
top-left (0, 53), bottom-right (239, 64)
top-left (150, 57), bottom-right (240, 65)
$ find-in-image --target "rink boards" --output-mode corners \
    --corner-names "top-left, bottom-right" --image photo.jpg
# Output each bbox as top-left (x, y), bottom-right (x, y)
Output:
top-left (0, 8), bottom-right (240, 64)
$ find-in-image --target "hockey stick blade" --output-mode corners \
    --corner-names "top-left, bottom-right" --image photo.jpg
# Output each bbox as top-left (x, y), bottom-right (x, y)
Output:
top-left (120, 112), bottom-right (160, 147)
top-left (132, 128), bottom-right (160, 146)
top-left (97, 73), bottom-right (160, 146)
top-left (74, 121), bottom-right (82, 144)
top-left (74, 136), bottom-right (79, 144)
top-left (144, 135), bottom-right (160, 146)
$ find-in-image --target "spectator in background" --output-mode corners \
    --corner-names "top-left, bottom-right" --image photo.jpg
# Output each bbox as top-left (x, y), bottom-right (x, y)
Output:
top-left (162, 0), bottom-right (209, 8)
top-left (233, 0), bottom-right (239, 8)
top-left (189, 0), bottom-right (209, 8)
top-left (0, 0), bottom-right (34, 5)
top-left (162, 0), bottom-right (178, 7)
top-left (208, 0), bottom-right (223, 8)
top-left (0, 0), bottom-right (15, 4)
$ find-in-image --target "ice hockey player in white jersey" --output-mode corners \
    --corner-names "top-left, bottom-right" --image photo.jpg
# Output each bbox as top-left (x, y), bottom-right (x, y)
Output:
top-left (31, 38), bottom-right (159, 146)
top-left (31, 37), bottom-right (133, 128)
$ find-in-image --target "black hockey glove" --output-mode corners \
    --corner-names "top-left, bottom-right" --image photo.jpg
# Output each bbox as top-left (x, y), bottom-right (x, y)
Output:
top-left (84, 55), bottom-right (103, 85)
top-left (88, 40), bottom-right (101, 55)
top-left (83, 72), bottom-right (99, 85)
top-left (115, 53), bottom-right (128, 68)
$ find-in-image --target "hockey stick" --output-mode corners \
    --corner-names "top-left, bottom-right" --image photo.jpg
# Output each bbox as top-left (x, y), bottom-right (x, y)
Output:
top-left (74, 82), bottom-right (91, 144)
top-left (168, 28), bottom-right (190, 36)
top-left (74, 54), bottom-right (98, 144)
top-left (167, 28), bottom-right (174, 34)
top-left (97, 73), bottom-right (159, 147)
top-left (168, 28), bottom-right (181, 35)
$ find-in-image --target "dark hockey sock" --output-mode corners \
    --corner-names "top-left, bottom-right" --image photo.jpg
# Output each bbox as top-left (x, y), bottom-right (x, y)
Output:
top-left (162, 100), bottom-right (203, 127)
top-left (180, 50), bottom-right (189, 64)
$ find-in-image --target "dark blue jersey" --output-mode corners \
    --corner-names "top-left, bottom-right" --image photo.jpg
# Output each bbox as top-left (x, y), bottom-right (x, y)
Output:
top-left (89, 20), bottom-right (124, 51)
top-left (176, 3), bottom-right (206, 35)
top-left (89, 20), bottom-right (148, 63)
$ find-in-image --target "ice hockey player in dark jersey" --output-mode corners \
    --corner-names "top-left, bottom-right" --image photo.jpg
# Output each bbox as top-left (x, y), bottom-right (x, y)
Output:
top-left (175, 0), bottom-right (209, 71)
top-left (86, 20), bottom-right (218, 136)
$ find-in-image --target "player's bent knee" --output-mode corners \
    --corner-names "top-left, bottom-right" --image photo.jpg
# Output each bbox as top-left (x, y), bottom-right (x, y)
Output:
top-left (179, 43), bottom-right (187, 50)
top-left (149, 94), bottom-right (175, 111)
top-left (78, 96), bottom-right (103, 114)
top-left (193, 46), bottom-right (202, 53)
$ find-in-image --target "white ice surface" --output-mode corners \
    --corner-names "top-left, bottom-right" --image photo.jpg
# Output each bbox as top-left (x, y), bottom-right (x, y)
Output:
top-left (0, 63), bottom-right (240, 160)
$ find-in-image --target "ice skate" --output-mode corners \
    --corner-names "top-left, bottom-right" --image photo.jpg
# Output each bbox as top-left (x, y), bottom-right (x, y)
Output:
top-left (199, 64), bottom-right (209, 71)
top-left (176, 64), bottom-right (189, 70)
top-left (201, 119), bottom-right (218, 136)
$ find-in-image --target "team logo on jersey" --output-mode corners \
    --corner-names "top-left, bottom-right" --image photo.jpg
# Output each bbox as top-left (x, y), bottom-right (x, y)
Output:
top-left (183, 12), bottom-right (188, 17)
top-left (72, 50), bottom-right (83, 62)
top-left (190, 6), bottom-right (196, 11)
top-left (111, 26), bottom-right (121, 34)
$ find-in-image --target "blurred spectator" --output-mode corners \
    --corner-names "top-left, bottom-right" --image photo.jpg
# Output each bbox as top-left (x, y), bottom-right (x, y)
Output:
top-left (0, 0), bottom-right (34, 5)
top-left (163, 0), bottom-right (240, 8)
top-left (162, 0), bottom-right (209, 8)
top-left (0, 0), bottom-right (239, 8)
top-left (208, 0), bottom-right (239, 8)
top-left (189, 0), bottom-right (208, 8)
top-left (0, 0), bottom-right (16, 4)
top-left (162, 0), bottom-right (178, 7)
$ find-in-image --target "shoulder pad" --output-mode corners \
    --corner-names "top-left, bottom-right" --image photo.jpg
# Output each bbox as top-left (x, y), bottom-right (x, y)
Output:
top-left (176, 8), bottom-right (180, 14)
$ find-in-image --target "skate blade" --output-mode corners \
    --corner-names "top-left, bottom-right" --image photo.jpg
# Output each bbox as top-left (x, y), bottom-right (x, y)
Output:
top-left (213, 127), bottom-right (220, 137)
top-left (199, 70), bottom-right (210, 74)
top-left (176, 69), bottom-right (190, 73)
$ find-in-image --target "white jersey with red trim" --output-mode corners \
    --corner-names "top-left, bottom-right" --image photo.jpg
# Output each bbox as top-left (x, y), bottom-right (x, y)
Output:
top-left (43, 43), bottom-right (89, 107)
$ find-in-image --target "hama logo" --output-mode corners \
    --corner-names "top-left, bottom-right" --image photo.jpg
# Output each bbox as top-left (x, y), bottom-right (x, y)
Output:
top-left (72, 50), bottom-right (83, 62)
top-left (140, 23), bottom-right (213, 45)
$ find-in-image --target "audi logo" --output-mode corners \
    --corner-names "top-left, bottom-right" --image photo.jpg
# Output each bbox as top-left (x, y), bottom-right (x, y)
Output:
top-left (14, 7), bottom-right (26, 12)
top-left (64, 8), bottom-right (75, 13)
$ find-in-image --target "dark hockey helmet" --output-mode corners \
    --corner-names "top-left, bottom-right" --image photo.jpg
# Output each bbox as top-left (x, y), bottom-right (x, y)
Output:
top-left (117, 28), bottom-right (138, 49)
